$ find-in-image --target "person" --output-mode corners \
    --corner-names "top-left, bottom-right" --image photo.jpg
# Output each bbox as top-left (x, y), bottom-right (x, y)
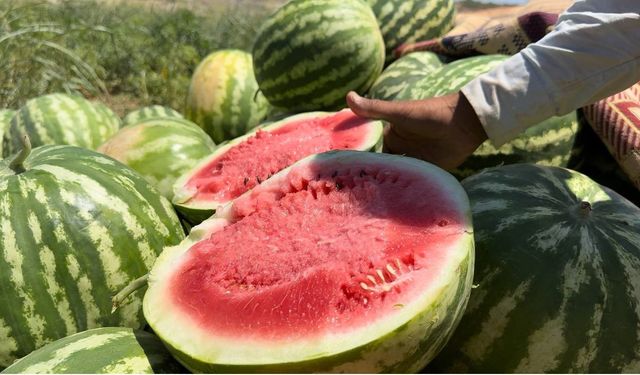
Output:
top-left (346, 0), bottom-right (640, 171)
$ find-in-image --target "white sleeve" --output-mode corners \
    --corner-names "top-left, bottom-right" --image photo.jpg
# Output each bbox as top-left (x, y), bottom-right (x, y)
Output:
top-left (461, 0), bottom-right (640, 146)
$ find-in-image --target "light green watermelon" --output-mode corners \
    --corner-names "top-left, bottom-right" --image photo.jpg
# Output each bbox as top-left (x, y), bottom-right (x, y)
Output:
top-left (146, 150), bottom-right (474, 372)
top-left (123, 105), bottom-right (183, 127)
top-left (2, 94), bottom-right (120, 157)
top-left (0, 141), bottom-right (185, 367)
top-left (368, 52), bottom-right (443, 100)
top-left (429, 164), bottom-right (640, 373)
top-left (252, 0), bottom-right (385, 112)
top-left (397, 55), bottom-right (578, 176)
top-left (99, 117), bottom-right (216, 199)
top-left (2, 328), bottom-right (185, 374)
top-left (365, 0), bottom-right (456, 64)
top-left (0, 110), bottom-right (15, 157)
top-left (185, 50), bottom-right (269, 144)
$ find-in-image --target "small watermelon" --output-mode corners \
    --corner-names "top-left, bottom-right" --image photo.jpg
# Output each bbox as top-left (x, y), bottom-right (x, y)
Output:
top-left (2, 328), bottom-right (185, 374)
top-left (185, 50), bottom-right (269, 144)
top-left (2, 93), bottom-right (120, 157)
top-left (252, 0), bottom-right (385, 112)
top-left (99, 117), bottom-right (216, 199)
top-left (173, 110), bottom-right (383, 224)
top-left (368, 52), bottom-right (443, 101)
top-left (0, 141), bottom-right (185, 367)
top-left (145, 150), bottom-right (474, 372)
top-left (0, 110), bottom-right (15, 157)
top-left (365, 0), bottom-right (456, 64)
top-left (430, 164), bottom-right (640, 373)
top-left (123, 105), bottom-right (183, 127)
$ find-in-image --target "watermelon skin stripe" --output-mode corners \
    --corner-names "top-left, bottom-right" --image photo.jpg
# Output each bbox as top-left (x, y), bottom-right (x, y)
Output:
top-left (368, 52), bottom-right (443, 100)
top-left (252, 0), bottom-right (385, 111)
top-left (3, 94), bottom-right (120, 157)
top-left (430, 164), bottom-right (640, 373)
top-left (122, 105), bottom-right (183, 127)
top-left (0, 146), bottom-right (184, 368)
top-left (2, 327), bottom-right (185, 374)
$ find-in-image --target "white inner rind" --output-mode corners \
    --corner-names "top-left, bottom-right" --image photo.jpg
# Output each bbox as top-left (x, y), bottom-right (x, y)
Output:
top-left (146, 151), bottom-right (472, 366)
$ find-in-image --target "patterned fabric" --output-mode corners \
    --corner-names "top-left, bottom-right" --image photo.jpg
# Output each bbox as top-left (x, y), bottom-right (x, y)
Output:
top-left (583, 83), bottom-right (640, 191)
top-left (394, 12), bottom-right (558, 59)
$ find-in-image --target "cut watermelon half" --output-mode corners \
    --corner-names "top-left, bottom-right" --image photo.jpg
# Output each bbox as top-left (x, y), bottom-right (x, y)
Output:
top-left (172, 109), bottom-right (383, 224)
top-left (145, 151), bottom-right (474, 372)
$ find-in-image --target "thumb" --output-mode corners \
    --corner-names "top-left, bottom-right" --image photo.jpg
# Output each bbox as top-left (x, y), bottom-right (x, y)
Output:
top-left (346, 91), bottom-right (409, 123)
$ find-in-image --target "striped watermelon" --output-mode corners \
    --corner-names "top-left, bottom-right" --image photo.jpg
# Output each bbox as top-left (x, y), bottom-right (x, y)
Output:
top-left (145, 151), bottom-right (474, 372)
top-left (123, 105), bottom-right (183, 127)
top-left (397, 55), bottom-right (578, 175)
top-left (368, 52), bottom-right (443, 101)
top-left (98, 117), bottom-right (216, 199)
top-left (2, 94), bottom-right (120, 157)
top-left (185, 50), bottom-right (269, 144)
top-left (252, 0), bottom-right (385, 112)
top-left (365, 0), bottom-right (456, 64)
top-left (0, 142), bottom-right (185, 368)
top-left (173, 110), bottom-right (383, 224)
top-left (2, 327), bottom-right (185, 374)
top-left (0, 110), bottom-right (15, 157)
top-left (429, 164), bottom-right (640, 373)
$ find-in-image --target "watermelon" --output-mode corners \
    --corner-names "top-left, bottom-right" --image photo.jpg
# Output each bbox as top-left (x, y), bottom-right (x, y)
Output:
top-left (185, 50), bottom-right (269, 144)
top-left (123, 105), bottom-right (183, 127)
top-left (173, 110), bottom-right (383, 224)
top-left (145, 150), bottom-right (474, 372)
top-left (252, 0), bottom-right (385, 112)
top-left (396, 55), bottom-right (578, 176)
top-left (2, 94), bottom-right (120, 157)
top-left (365, 0), bottom-right (456, 64)
top-left (368, 52), bottom-right (443, 101)
top-left (99, 117), bottom-right (216, 199)
top-left (0, 110), bottom-right (15, 157)
top-left (0, 141), bottom-right (185, 367)
top-left (2, 327), bottom-right (185, 374)
top-left (429, 164), bottom-right (640, 373)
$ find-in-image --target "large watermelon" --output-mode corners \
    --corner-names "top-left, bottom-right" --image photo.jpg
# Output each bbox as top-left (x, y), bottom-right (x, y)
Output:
top-left (99, 117), bottom-right (216, 199)
top-left (0, 110), bottom-right (15, 157)
top-left (397, 55), bottom-right (578, 176)
top-left (429, 164), bottom-right (640, 373)
top-left (185, 50), bottom-right (269, 144)
top-left (123, 105), bottom-right (183, 127)
top-left (2, 327), bottom-right (185, 374)
top-left (173, 110), bottom-right (383, 224)
top-left (145, 150), bottom-right (474, 372)
top-left (365, 0), bottom-right (456, 64)
top-left (0, 141), bottom-right (185, 367)
top-left (252, 0), bottom-right (385, 112)
top-left (368, 52), bottom-right (443, 101)
top-left (2, 94), bottom-right (120, 157)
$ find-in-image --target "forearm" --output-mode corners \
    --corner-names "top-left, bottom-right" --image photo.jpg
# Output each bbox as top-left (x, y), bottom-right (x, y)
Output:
top-left (462, 0), bottom-right (640, 146)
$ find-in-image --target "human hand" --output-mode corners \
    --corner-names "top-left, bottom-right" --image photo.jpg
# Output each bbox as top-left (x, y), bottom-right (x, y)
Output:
top-left (346, 91), bottom-right (488, 170)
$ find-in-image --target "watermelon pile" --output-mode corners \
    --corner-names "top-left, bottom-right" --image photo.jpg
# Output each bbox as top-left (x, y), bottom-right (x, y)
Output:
top-left (2, 0), bottom-right (640, 373)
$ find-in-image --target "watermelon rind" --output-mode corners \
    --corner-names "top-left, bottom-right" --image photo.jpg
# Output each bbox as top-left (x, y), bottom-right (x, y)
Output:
top-left (122, 105), bottom-right (183, 127)
top-left (0, 145), bottom-right (185, 367)
top-left (252, 0), bottom-right (385, 112)
top-left (172, 110), bottom-right (384, 224)
top-left (368, 52), bottom-right (443, 101)
top-left (429, 163), bottom-right (640, 373)
top-left (1, 327), bottom-right (185, 374)
top-left (146, 151), bottom-right (474, 372)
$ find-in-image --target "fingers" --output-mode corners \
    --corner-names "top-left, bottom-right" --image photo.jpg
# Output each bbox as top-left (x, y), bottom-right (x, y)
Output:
top-left (346, 91), bottom-right (413, 124)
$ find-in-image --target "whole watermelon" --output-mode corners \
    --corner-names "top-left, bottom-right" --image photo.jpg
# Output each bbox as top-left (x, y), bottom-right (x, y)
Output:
top-left (2, 328), bottom-right (185, 374)
top-left (368, 52), bottom-right (443, 101)
top-left (252, 0), bottom-right (385, 112)
top-left (186, 50), bottom-right (269, 143)
top-left (0, 110), bottom-right (15, 157)
top-left (429, 164), bottom-right (640, 373)
top-left (99, 117), bottom-right (216, 199)
top-left (2, 94), bottom-right (120, 157)
top-left (0, 141), bottom-right (185, 368)
top-left (365, 0), bottom-right (456, 64)
top-left (123, 105), bottom-right (183, 127)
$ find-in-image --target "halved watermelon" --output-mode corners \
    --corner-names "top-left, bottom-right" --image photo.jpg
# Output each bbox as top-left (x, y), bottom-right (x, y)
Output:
top-left (172, 110), bottom-right (383, 224)
top-left (145, 151), bottom-right (474, 372)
